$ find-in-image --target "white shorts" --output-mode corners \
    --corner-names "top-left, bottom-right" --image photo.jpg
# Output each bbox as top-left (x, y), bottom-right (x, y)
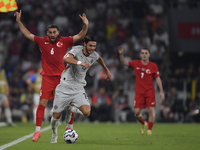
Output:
top-left (52, 83), bottom-right (90, 113)
top-left (0, 94), bottom-right (7, 105)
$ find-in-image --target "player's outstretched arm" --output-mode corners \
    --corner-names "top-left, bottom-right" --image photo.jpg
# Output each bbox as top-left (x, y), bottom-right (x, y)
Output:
top-left (73, 13), bottom-right (89, 43)
top-left (14, 10), bottom-right (34, 42)
top-left (117, 46), bottom-right (129, 66)
top-left (156, 77), bottom-right (165, 101)
top-left (96, 56), bottom-right (112, 81)
top-left (63, 53), bottom-right (91, 68)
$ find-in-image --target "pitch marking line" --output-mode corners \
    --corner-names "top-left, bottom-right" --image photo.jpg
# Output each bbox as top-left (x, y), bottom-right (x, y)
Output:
top-left (0, 125), bottom-right (51, 150)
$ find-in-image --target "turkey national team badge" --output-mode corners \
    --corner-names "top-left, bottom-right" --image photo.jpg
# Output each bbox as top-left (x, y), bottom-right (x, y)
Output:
top-left (146, 69), bottom-right (151, 74)
top-left (56, 42), bottom-right (63, 47)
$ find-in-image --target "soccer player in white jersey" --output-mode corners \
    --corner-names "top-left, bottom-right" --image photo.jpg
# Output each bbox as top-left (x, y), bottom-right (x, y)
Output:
top-left (50, 35), bottom-right (111, 143)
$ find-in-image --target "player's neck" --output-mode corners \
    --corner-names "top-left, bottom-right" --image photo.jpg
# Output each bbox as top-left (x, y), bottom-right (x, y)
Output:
top-left (83, 49), bottom-right (90, 57)
top-left (141, 60), bottom-right (149, 65)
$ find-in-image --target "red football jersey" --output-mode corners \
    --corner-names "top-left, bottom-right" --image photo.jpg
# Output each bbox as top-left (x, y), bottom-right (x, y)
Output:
top-left (129, 60), bottom-right (159, 93)
top-left (34, 36), bottom-right (73, 76)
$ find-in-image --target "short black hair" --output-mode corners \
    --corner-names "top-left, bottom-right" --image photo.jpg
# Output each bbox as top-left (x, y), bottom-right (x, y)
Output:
top-left (83, 35), bottom-right (96, 44)
top-left (141, 48), bottom-right (150, 53)
top-left (47, 24), bottom-right (59, 31)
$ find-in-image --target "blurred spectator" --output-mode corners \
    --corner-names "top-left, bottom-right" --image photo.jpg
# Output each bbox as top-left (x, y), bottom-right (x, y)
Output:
top-left (24, 65), bottom-right (50, 123)
top-left (170, 87), bottom-right (185, 122)
top-left (0, 61), bottom-right (15, 126)
top-left (0, 37), bottom-right (9, 66)
top-left (90, 87), bottom-right (112, 122)
top-left (159, 91), bottom-right (174, 121)
top-left (185, 93), bottom-right (200, 123)
top-left (153, 26), bottom-right (169, 50)
top-left (112, 86), bottom-right (131, 122)
top-left (53, 9), bottom-right (69, 32)
top-left (19, 85), bottom-right (33, 122)
top-left (9, 34), bottom-right (22, 64)
top-left (149, 0), bottom-right (164, 17)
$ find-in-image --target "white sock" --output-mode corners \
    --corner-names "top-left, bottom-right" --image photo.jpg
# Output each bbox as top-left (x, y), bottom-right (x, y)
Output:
top-left (36, 126), bottom-right (41, 132)
top-left (51, 117), bottom-right (59, 134)
top-left (5, 108), bottom-right (12, 124)
top-left (33, 107), bottom-right (37, 123)
top-left (69, 106), bottom-right (85, 116)
top-left (67, 124), bottom-right (73, 129)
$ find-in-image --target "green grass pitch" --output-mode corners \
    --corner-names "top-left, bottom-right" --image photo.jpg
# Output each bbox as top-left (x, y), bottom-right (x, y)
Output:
top-left (0, 122), bottom-right (199, 150)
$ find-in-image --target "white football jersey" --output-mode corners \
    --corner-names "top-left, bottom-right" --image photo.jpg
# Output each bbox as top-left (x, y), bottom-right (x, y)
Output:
top-left (61, 45), bottom-right (99, 87)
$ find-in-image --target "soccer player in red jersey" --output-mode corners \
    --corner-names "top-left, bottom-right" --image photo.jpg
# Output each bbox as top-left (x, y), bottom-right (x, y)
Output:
top-left (14, 10), bottom-right (88, 141)
top-left (117, 46), bottom-right (165, 135)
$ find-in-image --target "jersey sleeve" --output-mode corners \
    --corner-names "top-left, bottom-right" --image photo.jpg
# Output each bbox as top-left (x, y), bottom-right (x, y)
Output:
top-left (63, 36), bottom-right (74, 47)
top-left (68, 47), bottom-right (79, 57)
top-left (34, 36), bottom-right (43, 45)
top-left (153, 64), bottom-right (160, 78)
top-left (128, 60), bottom-right (135, 68)
top-left (94, 51), bottom-right (100, 60)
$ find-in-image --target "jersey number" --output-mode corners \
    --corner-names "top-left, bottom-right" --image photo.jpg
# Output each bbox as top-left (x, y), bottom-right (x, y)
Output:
top-left (50, 48), bottom-right (54, 55)
top-left (141, 72), bottom-right (144, 78)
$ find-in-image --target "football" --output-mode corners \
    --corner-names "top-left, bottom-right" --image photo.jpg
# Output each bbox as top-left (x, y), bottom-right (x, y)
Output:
top-left (63, 129), bottom-right (78, 144)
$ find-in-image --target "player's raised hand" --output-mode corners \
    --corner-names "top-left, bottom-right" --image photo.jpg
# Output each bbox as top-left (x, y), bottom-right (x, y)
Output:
top-left (105, 70), bottom-right (112, 81)
top-left (14, 9), bottom-right (22, 22)
top-left (81, 62), bottom-right (91, 68)
top-left (117, 46), bottom-right (123, 54)
top-left (79, 13), bottom-right (89, 26)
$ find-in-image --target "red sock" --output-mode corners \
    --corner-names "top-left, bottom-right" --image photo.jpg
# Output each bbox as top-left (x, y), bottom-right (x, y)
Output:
top-left (69, 113), bottom-right (74, 125)
top-left (138, 118), bottom-right (145, 125)
top-left (36, 105), bottom-right (46, 126)
top-left (148, 122), bottom-right (154, 130)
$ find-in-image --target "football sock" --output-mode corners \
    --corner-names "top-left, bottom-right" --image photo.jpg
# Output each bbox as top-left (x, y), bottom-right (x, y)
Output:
top-left (68, 113), bottom-right (74, 128)
top-left (68, 124), bottom-right (73, 129)
top-left (70, 106), bottom-right (85, 116)
top-left (36, 105), bottom-right (46, 129)
top-left (33, 107), bottom-right (37, 123)
top-left (5, 108), bottom-right (12, 124)
top-left (36, 126), bottom-right (41, 132)
top-left (138, 117), bottom-right (145, 124)
top-left (51, 117), bottom-right (59, 134)
top-left (148, 122), bottom-right (154, 130)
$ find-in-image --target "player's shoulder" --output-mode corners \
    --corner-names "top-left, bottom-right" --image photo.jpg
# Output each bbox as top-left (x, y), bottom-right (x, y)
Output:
top-left (34, 36), bottom-right (48, 42)
top-left (130, 59), bottom-right (139, 64)
top-left (149, 61), bottom-right (157, 66)
top-left (69, 45), bottom-right (83, 53)
top-left (92, 51), bottom-right (99, 56)
top-left (71, 45), bottom-right (83, 51)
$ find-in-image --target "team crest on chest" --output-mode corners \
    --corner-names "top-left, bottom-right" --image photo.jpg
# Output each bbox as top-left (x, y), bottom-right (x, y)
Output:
top-left (56, 42), bottom-right (63, 48)
top-left (146, 69), bottom-right (151, 74)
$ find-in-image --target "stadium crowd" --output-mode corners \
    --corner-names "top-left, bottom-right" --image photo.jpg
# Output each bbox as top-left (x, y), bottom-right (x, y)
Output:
top-left (0, 0), bottom-right (200, 125)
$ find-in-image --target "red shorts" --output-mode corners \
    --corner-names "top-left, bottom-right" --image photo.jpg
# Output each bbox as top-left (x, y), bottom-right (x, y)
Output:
top-left (40, 76), bottom-right (61, 100)
top-left (134, 88), bottom-right (156, 108)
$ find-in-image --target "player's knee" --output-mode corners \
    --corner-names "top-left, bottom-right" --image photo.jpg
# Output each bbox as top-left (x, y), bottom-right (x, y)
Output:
top-left (134, 111), bottom-right (141, 117)
top-left (83, 109), bottom-right (90, 117)
top-left (149, 110), bottom-right (155, 117)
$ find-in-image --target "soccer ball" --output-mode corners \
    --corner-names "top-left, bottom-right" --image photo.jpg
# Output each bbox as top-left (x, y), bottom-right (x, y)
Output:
top-left (63, 129), bottom-right (78, 144)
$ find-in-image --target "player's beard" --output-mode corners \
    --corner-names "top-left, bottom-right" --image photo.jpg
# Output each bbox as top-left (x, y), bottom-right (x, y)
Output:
top-left (49, 36), bottom-right (58, 43)
top-left (85, 46), bottom-right (90, 55)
